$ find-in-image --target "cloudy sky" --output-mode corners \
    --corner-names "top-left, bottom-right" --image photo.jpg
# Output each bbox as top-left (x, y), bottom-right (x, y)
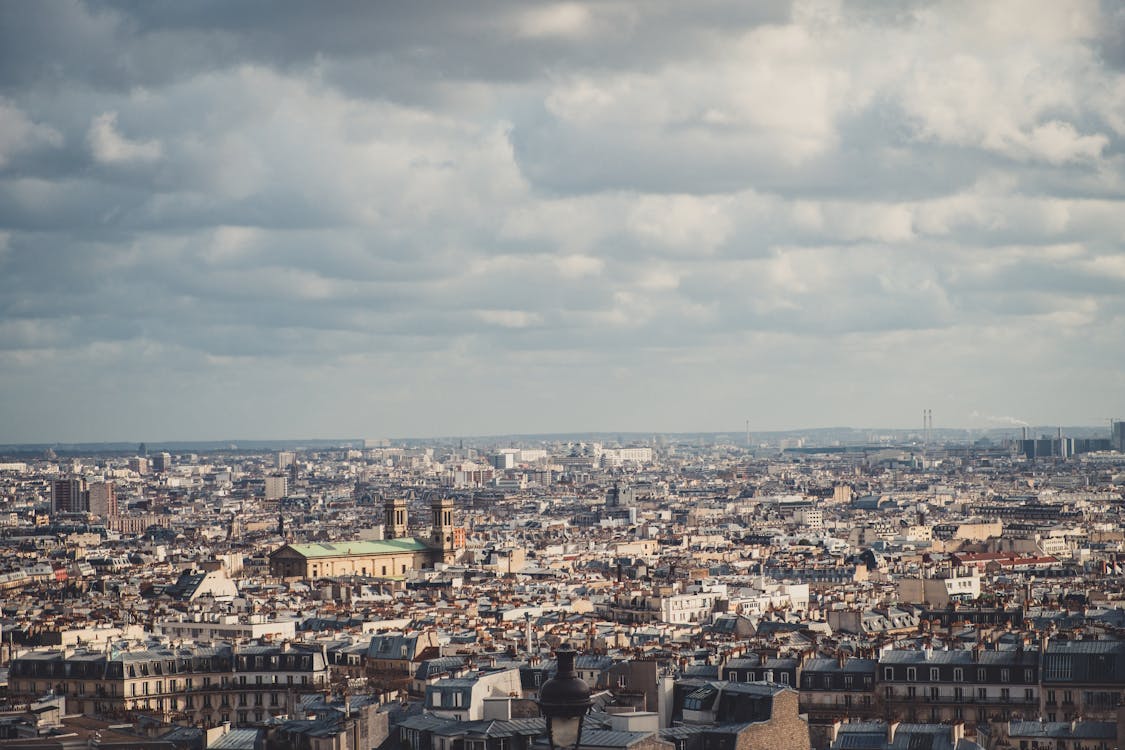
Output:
top-left (1, 0), bottom-right (1124, 442)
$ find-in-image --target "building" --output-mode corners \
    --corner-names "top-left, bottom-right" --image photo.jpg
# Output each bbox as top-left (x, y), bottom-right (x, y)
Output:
top-left (277, 451), bottom-right (296, 470)
top-left (879, 646), bottom-right (1039, 725)
top-left (264, 475), bottom-right (288, 501)
top-left (799, 657), bottom-right (879, 725)
top-left (1041, 640), bottom-right (1125, 721)
top-left (128, 456), bottom-right (149, 474)
top-left (423, 667), bottom-right (524, 722)
top-left (8, 643), bottom-right (329, 727)
top-left (999, 720), bottom-right (1120, 750)
top-left (51, 477), bottom-right (88, 514)
top-left (826, 722), bottom-right (979, 750)
top-left (87, 481), bottom-right (118, 518)
top-left (671, 679), bottom-right (810, 749)
top-left (152, 452), bottom-right (172, 472)
top-left (896, 569), bottom-right (981, 607)
top-left (155, 615), bottom-right (297, 643)
top-left (271, 492), bottom-right (465, 578)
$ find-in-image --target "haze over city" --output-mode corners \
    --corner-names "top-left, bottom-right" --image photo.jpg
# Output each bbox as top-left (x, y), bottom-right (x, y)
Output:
top-left (1, 1), bottom-right (1124, 442)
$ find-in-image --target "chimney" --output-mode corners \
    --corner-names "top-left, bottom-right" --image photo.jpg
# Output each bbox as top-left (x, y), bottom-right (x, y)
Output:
top-left (950, 722), bottom-right (964, 745)
top-left (887, 722), bottom-right (900, 744)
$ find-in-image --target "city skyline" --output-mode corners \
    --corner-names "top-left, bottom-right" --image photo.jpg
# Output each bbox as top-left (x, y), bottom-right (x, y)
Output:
top-left (2, 1), bottom-right (1124, 442)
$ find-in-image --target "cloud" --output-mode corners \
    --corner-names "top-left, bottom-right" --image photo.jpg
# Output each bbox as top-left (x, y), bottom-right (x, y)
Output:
top-left (0, 99), bottom-right (62, 167)
top-left (0, 0), bottom-right (1123, 440)
top-left (87, 111), bottom-right (162, 163)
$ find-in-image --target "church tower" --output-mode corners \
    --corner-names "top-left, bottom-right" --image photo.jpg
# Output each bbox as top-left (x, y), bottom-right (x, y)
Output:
top-left (384, 497), bottom-right (407, 539)
top-left (430, 495), bottom-right (456, 563)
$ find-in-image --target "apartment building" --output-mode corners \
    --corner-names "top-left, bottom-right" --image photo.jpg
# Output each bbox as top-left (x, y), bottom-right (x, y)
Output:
top-left (8, 643), bottom-right (328, 727)
top-left (880, 646), bottom-right (1039, 725)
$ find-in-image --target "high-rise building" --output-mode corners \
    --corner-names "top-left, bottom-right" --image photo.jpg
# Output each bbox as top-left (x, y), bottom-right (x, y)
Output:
top-left (128, 457), bottom-right (149, 474)
top-left (88, 482), bottom-right (118, 518)
top-left (277, 451), bottom-right (296, 470)
top-left (1114, 421), bottom-right (1125, 452)
top-left (52, 478), bottom-right (89, 514)
top-left (264, 475), bottom-right (288, 501)
top-left (151, 452), bottom-right (172, 472)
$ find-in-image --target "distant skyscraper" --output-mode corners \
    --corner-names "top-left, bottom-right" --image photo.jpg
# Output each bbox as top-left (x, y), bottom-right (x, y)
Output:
top-left (152, 452), bottom-right (172, 472)
top-left (128, 456), bottom-right (149, 474)
top-left (52, 477), bottom-right (88, 514)
top-left (277, 451), bottom-right (296, 470)
top-left (88, 481), bottom-right (118, 518)
top-left (1113, 421), bottom-right (1125, 452)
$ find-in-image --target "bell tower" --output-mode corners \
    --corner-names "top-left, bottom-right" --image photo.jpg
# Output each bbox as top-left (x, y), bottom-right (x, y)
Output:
top-left (430, 495), bottom-right (456, 563)
top-left (384, 497), bottom-right (407, 539)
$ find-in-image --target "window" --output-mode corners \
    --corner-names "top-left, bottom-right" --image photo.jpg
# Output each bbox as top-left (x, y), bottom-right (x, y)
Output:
top-left (1063, 690), bottom-right (1073, 705)
top-left (780, 672), bottom-right (789, 685)
top-left (1024, 688), bottom-right (1033, 701)
top-left (954, 687), bottom-right (963, 700)
top-left (930, 668), bottom-right (939, 681)
top-left (977, 668), bottom-right (986, 682)
top-left (907, 686), bottom-right (916, 698)
top-left (907, 667), bottom-right (917, 682)
top-left (1001, 669), bottom-right (1010, 683)
top-left (1001, 688), bottom-right (1010, 702)
top-left (844, 675), bottom-right (853, 689)
top-left (954, 668), bottom-right (963, 682)
top-left (1024, 669), bottom-right (1033, 683)
top-left (1047, 690), bottom-right (1057, 705)
top-left (930, 687), bottom-right (939, 699)
top-left (978, 688), bottom-right (987, 700)
top-left (1045, 655), bottom-right (1073, 681)
top-left (884, 667), bottom-right (894, 681)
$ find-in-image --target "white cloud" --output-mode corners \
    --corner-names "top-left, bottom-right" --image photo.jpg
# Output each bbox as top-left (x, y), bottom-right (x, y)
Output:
top-left (475, 309), bottom-right (543, 328)
top-left (0, 99), bottom-right (62, 168)
top-left (87, 111), bottom-right (163, 163)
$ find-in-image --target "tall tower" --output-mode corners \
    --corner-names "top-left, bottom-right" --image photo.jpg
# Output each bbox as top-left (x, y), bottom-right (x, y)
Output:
top-left (430, 495), bottom-right (456, 563)
top-left (384, 497), bottom-right (407, 539)
top-left (51, 477), bottom-right (88, 514)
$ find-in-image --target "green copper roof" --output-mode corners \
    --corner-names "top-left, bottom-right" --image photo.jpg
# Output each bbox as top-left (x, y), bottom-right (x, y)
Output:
top-left (282, 539), bottom-right (429, 558)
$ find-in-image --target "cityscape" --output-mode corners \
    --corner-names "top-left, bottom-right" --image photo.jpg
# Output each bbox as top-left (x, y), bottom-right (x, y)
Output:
top-left (1, 423), bottom-right (1125, 749)
top-left (3, 2), bottom-right (1125, 750)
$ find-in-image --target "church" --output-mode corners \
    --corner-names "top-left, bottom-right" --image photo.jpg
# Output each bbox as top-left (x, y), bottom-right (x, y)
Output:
top-left (268, 495), bottom-right (464, 579)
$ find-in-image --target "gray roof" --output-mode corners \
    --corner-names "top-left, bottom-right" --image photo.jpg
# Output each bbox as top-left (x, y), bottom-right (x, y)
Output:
top-left (208, 728), bottom-right (263, 749)
top-left (1008, 721), bottom-right (1116, 739)
top-left (803, 658), bottom-right (878, 673)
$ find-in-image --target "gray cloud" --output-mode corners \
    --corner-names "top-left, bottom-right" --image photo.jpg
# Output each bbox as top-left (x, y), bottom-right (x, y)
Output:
top-left (1, 0), bottom-right (1124, 441)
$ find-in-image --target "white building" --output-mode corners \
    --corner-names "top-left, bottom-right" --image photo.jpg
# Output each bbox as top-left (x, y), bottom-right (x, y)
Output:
top-left (601, 447), bottom-right (654, 467)
top-left (156, 615), bottom-right (297, 643)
